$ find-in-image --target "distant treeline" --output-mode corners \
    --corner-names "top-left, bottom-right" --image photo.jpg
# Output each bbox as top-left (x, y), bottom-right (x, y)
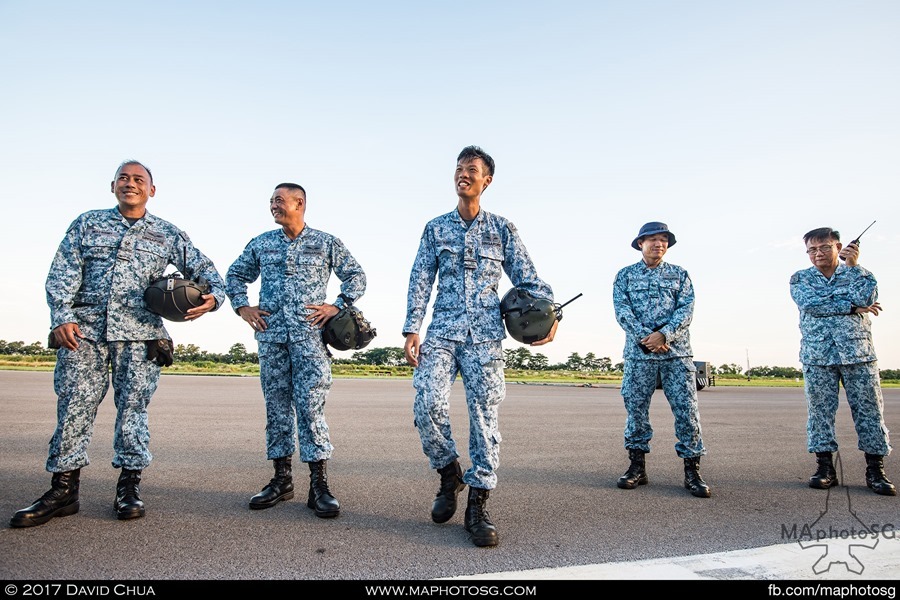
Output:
top-left (2, 339), bottom-right (898, 380)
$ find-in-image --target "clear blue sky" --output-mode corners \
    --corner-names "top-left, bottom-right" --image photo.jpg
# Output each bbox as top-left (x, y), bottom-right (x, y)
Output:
top-left (1, 1), bottom-right (898, 370)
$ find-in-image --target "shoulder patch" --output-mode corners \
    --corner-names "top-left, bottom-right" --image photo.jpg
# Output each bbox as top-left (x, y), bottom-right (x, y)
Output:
top-left (507, 222), bottom-right (517, 233)
top-left (790, 272), bottom-right (800, 285)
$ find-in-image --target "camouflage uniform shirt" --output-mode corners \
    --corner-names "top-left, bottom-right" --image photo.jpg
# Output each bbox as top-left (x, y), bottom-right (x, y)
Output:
top-left (46, 207), bottom-right (225, 341)
top-left (403, 209), bottom-right (553, 342)
top-left (226, 226), bottom-right (366, 342)
top-left (790, 263), bottom-right (878, 366)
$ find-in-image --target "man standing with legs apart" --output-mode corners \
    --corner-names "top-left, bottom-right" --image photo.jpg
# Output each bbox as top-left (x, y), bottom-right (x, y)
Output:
top-left (403, 146), bottom-right (556, 547)
top-left (790, 227), bottom-right (894, 495)
top-left (612, 222), bottom-right (711, 498)
top-left (10, 160), bottom-right (226, 527)
top-left (226, 183), bottom-right (366, 517)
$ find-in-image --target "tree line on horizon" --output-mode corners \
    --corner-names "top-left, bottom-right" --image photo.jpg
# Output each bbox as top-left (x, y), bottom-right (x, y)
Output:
top-left (3, 339), bottom-right (899, 380)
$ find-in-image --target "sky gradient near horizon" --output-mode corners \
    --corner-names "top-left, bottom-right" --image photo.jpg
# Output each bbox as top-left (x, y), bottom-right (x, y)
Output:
top-left (1, 1), bottom-right (898, 370)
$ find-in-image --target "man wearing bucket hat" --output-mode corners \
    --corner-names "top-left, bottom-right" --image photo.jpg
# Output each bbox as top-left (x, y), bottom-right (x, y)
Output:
top-left (612, 222), bottom-right (710, 498)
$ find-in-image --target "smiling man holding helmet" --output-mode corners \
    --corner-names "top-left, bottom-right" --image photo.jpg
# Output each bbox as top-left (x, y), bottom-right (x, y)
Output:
top-left (403, 145), bottom-right (556, 547)
top-left (10, 160), bottom-right (225, 528)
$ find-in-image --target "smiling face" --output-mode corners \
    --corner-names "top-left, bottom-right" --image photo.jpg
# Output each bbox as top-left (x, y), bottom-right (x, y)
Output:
top-left (638, 233), bottom-right (670, 265)
top-left (270, 186), bottom-right (305, 227)
top-left (454, 157), bottom-right (492, 200)
top-left (111, 163), bottom-right (155, 215)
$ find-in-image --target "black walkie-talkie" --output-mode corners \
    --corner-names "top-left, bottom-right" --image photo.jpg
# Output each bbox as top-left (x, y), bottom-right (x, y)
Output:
top-left (840, 220), bottom-right (876, 261)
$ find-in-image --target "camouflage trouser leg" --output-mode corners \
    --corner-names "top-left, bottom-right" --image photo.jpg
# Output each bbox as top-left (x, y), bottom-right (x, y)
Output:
top-left (289, 339), bottom-right (333, 463)
top-left (259, 341), bottom-right (334, 462)
top-left (805, 363), bottom-right (891, 456)
top-left (413, 337), bottom-right (506, 489)
top-left (413, 337), bottom-right (461, 473)
top-left (659, 357), bottom-right (705, 458)
top-left (109, 341), bottom-right (159, 470)
top-left (46, 339), bottom-right (111, 472)
top-left (458, 340), bottom-right (505, 490)
top-left (621, 360), bottom-right (658, 453)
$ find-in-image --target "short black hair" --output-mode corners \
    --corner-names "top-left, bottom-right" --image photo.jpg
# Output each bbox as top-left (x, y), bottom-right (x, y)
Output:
top-left (274, 182), bottom-right (306, 197)
top-left (803, 227), bottom-right (840, 245)
top-left (457, 145), bottom-right (495, 177)
top-left (115, 160), bottom-right (153, 184)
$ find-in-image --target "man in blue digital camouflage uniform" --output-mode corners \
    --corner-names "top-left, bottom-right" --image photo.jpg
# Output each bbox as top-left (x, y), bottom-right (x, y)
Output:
top-left (791, 227), bottom-right (894, 495)
top-left (226, 182), bottom-right (366, 518)
top-left (403, 146), bottom-right (556, 547)
top-left (10, 160), bottom-right (226, 528)
top-left (612, 222), bottom-right (711, 498)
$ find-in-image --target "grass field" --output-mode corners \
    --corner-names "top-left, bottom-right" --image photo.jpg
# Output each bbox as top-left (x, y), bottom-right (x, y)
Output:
top-left (3, 354), bottom-right (897, 388)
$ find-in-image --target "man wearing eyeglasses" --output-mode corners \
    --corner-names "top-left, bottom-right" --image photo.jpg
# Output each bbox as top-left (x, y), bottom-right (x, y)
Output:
top-left (790, 227), bottom-right (894, 496)
top-left (226, 183), bottom-right (367, 517)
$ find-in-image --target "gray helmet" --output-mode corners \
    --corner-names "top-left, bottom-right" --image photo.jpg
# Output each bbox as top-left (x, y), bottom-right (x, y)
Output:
top-left (499, 287), bottom-right (561, 345)
top-left (144, 274), bottom-right (210, 322)
top-left (323, 306), bottom-right (377, 351)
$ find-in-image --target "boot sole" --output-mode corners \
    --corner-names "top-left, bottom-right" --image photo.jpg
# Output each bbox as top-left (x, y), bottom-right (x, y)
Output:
top-left (809, 479), bottom-right (838, 490)
top-left (867, 483), bottom-right (898, 496)
top-left (116, 508), bottom-right (146, 521)
top-left (685, 484), bottom-right (712, 498)
top-left (465, 527), bottom-right (499, 547)
top-left (9, 501), bottom-right (80, 528)
top-left (249, 491), bottom-right (295, 510)
top-left (616, 476), bottom-right (648, 489)
top-left (306, 500), bottom-right (340, 518)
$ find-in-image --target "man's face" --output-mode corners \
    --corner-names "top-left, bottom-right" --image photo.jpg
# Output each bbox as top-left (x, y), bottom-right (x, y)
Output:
top-left (270, 187), bottom-right (304, 226)
top-left (111, 163), bottom-right (155, 210)
top-left (805, 237), bottom-right (841, 270)
top-left (639, 233), bottom-right (669, 262)
top-left (454, 158), bottom-right (492, 199)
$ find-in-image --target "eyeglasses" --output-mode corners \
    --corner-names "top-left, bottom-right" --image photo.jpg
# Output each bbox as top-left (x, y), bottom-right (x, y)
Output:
top-left (806, 245), bottom-right (834, 256)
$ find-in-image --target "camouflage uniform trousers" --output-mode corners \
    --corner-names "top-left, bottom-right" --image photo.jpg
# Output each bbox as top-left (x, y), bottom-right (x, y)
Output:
top-left (47, 339), bottom-right (159, 473)
top-left (413, 336), bottom-right (505, 490)
top-left (258, 339), bottom-right (334, 463)
top-left (804, 362), bottom-right (891, 455)
top-left (621, 357), bottom-right (705, 458)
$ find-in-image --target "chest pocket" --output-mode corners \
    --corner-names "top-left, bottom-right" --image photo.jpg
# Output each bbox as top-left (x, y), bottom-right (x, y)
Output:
top-left (82, 232), bottom-right (119, 259)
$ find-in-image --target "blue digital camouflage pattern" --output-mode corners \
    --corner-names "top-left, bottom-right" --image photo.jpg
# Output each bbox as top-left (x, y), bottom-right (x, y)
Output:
top-left (621, 358), bottom-right (705, 458)
top-left (403, 209), bottom-right (553, 342)
top-left (48, 340), bottom-right (159, 471)
top-left (803, 363), bottom-right (891, 455)
top-left (405, 209), bottom-right (552, 490)
top-left (413, 337), bottom-right (505, 490)
top-left (226, 226), bottom-right (366, 461)
top-left (47, 208), bottom-right (225, 341)
top-left (791, 263), bottom-right (890, 455)
top-left (226, 227), bottom-right (365, 343)
top-left (613, 260), bottom-right (705, 457)
top-left (612, 260), bottom-right (694, 360)
top-left (258, 340), bottom-right (334, 461)
top-left (45, 207), bottom-right (226, 473)
top-left (789, 264), bottom-right (878, 365)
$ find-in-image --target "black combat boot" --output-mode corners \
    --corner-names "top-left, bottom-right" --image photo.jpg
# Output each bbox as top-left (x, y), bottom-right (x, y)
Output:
top-left (250, 456), bottom-right (295, 509)
top-left (617, 449), bottom-right (648, 489)
top-left (864, 453), bottom-right (897, 496)
top-left (307, 460), bottom-right (340, 518)
top-left (809, 451), bottom-right (837, 489)
top-left (10, 469), bottom-right (81, 528)
top-left (683, 457), bottom-right (711, 498)
top-left (464, 487), bottom-right (499, 547)
top-left (114, 468), bottom-right (145, 520)
top-left (432, 459), bottom-right (466, 523)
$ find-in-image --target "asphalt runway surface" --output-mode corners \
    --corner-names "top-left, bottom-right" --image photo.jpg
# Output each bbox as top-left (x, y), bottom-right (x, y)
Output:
top-left (1, 371), bottom-right (898, 581)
